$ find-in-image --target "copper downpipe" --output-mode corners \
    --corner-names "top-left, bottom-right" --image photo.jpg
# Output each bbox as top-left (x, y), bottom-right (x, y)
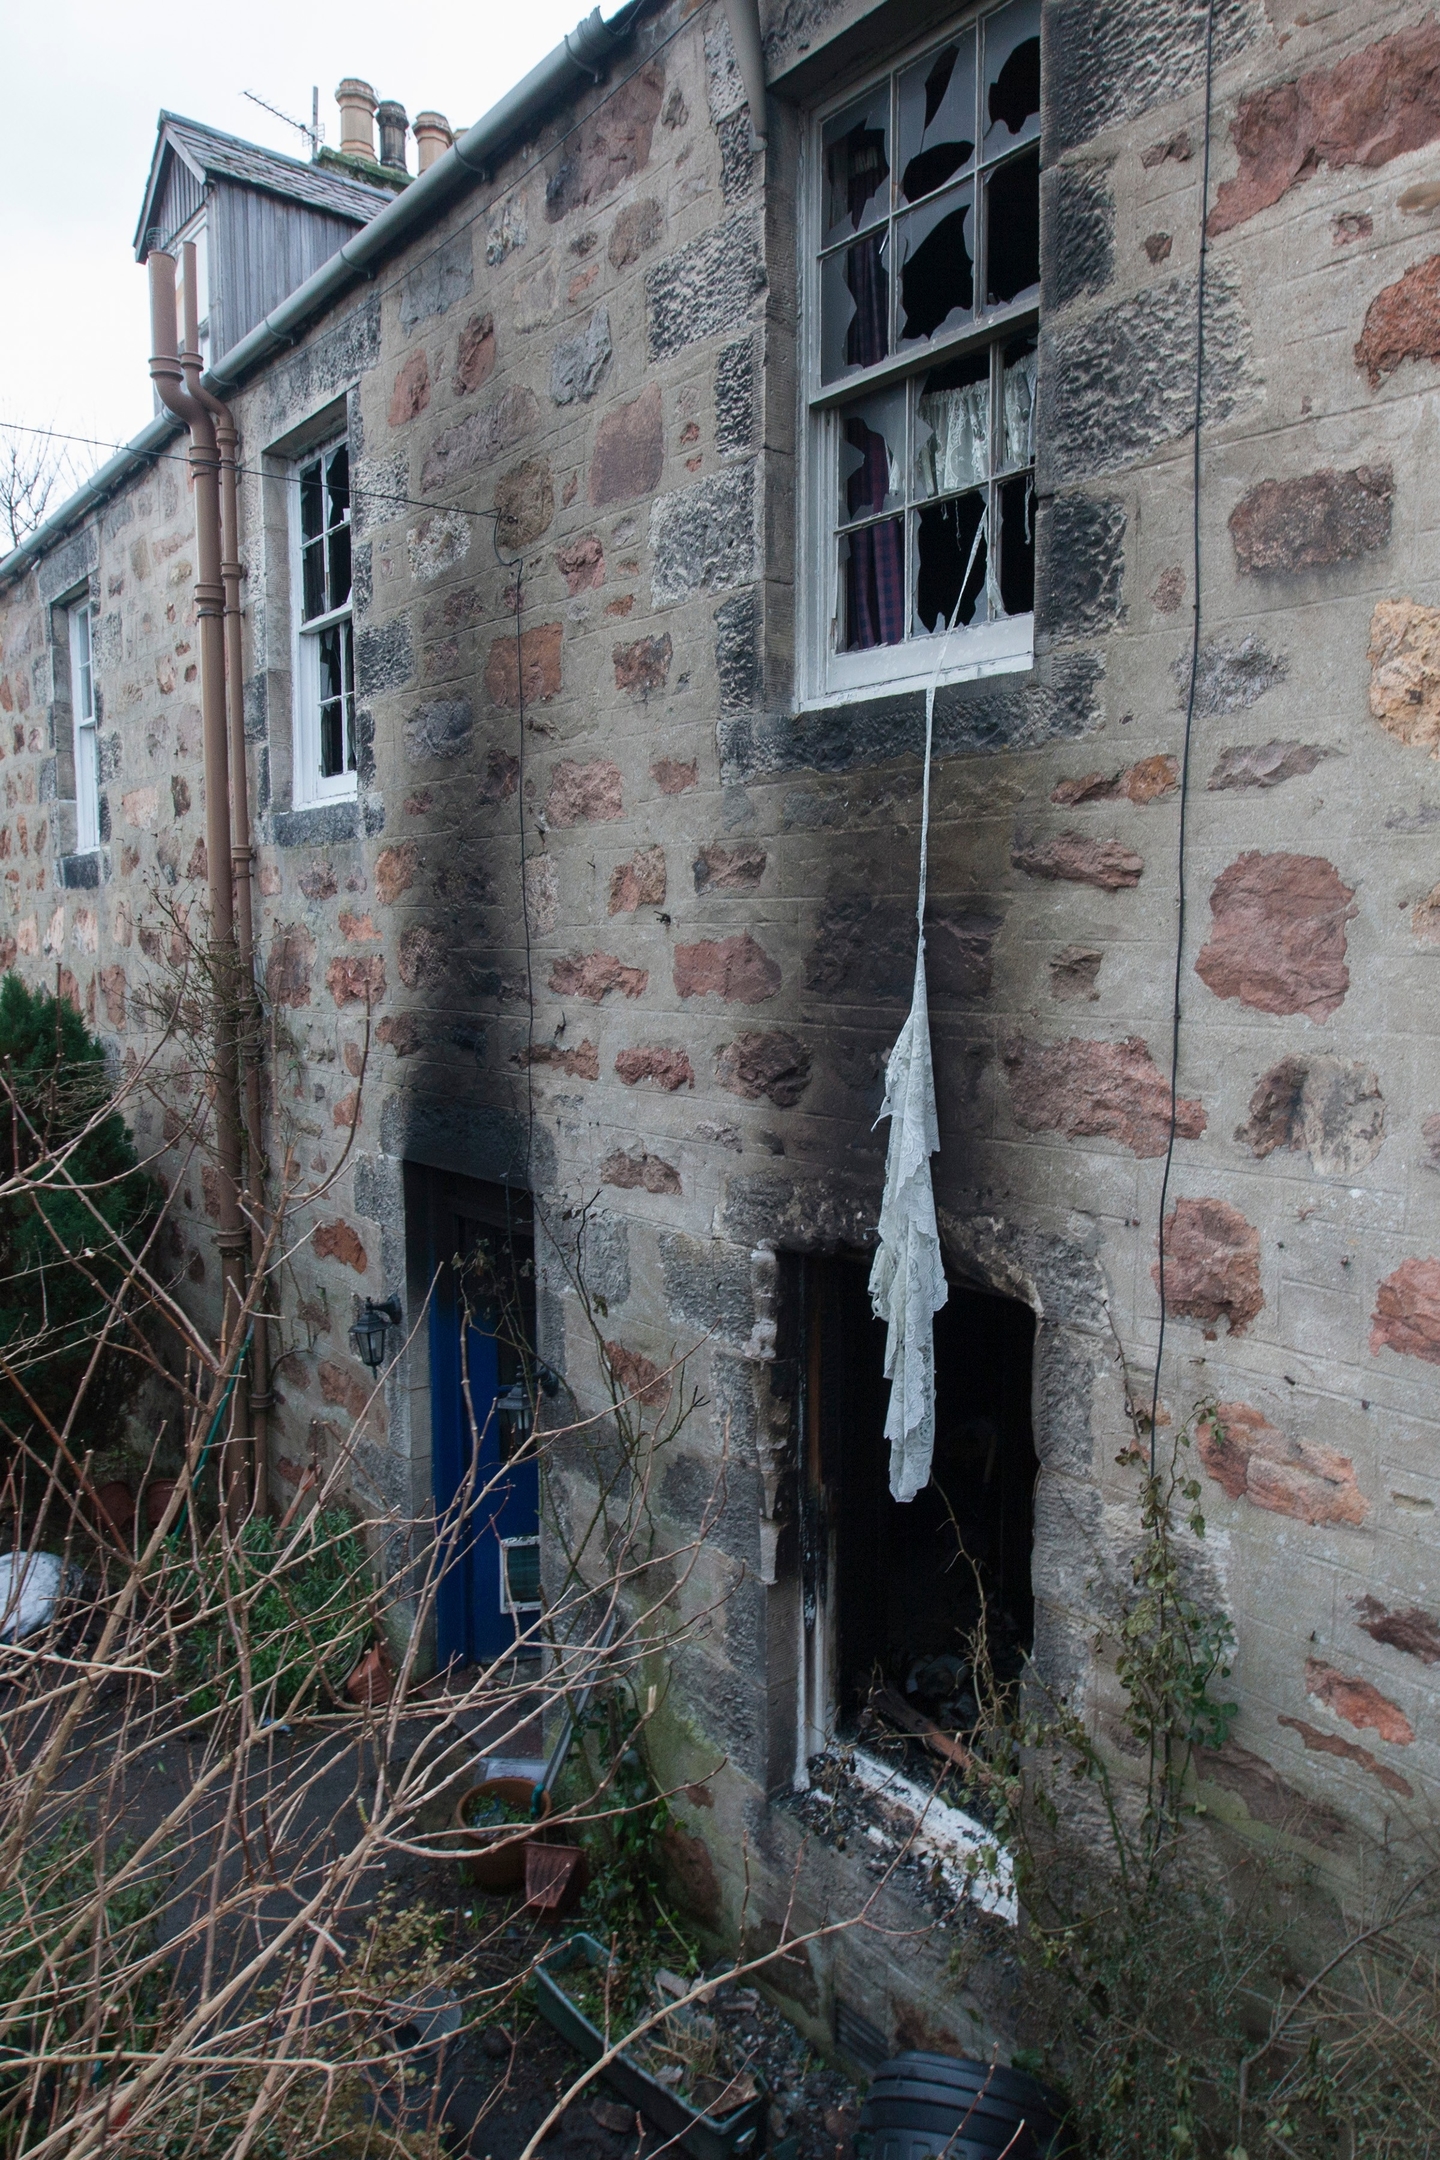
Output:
top-left (148, 248), bottom-right (253, 1528)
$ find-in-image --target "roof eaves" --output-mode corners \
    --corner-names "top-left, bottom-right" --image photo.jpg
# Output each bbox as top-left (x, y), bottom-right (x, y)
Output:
top-left (5, 2), bottom-right (654, 591)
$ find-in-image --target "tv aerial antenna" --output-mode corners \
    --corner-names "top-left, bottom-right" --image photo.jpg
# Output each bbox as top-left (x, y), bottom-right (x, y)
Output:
top-left (242, 87), bottom-right (325, 159)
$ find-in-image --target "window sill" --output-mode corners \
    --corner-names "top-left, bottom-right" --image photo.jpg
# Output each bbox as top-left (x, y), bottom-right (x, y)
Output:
top-left (59, 850), bottom-right (103, 890)
top-left (267, 798), bottom-right (359, 849)
top-left (799, 615), bottom-right (1033, 713)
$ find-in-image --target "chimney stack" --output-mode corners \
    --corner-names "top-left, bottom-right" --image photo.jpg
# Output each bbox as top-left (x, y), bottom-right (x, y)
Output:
top-left (335, 78), bottom-right (377, 162)
top-left (377, 98), bottom-right (409, 171)
top-left (414, 111), bottom-right (454, 172)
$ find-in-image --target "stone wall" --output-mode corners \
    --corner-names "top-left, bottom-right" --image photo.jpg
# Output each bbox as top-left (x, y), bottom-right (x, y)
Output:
top-left (3, 0), bottom-right (1440, 2063)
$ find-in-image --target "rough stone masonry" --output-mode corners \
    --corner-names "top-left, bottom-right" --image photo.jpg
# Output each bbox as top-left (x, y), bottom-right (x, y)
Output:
top-left (3, 0), bottom-right (1440, 2066)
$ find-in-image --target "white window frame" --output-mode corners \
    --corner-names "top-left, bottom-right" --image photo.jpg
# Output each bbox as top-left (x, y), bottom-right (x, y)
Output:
top-left (172, 212), bottom-right (211, 371)
top-left (289, 434), bottom-right (357, 808)
top-left (797, 1), bottom-right (1040, 710)
top-left (67, 600), bottom-right (100, 853)
top-left (499, 1535), bottom-right (542, 1615)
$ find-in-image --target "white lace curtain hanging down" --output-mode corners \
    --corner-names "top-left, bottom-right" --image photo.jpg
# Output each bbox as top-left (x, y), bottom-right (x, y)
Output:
top-left (867, 512), bottom-right (988, 1502)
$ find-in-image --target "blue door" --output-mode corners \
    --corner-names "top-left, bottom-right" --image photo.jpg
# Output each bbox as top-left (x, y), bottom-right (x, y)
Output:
top-left (431, 1214), bottom-right (540, 1666)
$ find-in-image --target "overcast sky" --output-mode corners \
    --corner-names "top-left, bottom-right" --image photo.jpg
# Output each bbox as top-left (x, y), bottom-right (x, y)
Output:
top-left (4, 0), bottom-right (594, 485)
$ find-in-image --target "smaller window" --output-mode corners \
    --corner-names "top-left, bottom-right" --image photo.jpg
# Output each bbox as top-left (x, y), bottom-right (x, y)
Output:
top-left (172, 216), bottom-right (210, 368)
top-left (291, 439), bottom-right (356, 806)
top-left (68, 602), bottom-right (100, 853)
top-left (500, 1536), bottom-right (542, 1615)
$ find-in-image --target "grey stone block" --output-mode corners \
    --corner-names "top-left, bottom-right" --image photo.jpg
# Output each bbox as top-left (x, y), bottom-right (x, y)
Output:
top-left (646, 213), bottom-right (765, 360)
top-left (399, 231), bottom-right (474, 331)
top-left (651, 464), bottom-right (756, 609)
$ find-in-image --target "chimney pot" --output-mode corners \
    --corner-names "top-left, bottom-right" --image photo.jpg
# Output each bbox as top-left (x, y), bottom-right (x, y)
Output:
top-left (335, 78), bottom-right (378, 162)
top-left (377, 98), bottom-right (409, 171)
top-left (413, 111), bottom-right (454, 173)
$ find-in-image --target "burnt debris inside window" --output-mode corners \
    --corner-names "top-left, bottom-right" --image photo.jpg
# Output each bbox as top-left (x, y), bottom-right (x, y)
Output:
top-left (798, 1256), bottom-right (1038, 1754)
top-left (816, 3), bottom-right (1039, 661)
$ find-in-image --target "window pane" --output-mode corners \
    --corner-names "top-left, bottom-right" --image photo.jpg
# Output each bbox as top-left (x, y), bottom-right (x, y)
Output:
top-left (72, 609), bottom-right (93, 723)
top-left (838, 389), bottom-right (906, 524)
top-left (319, 699), bottom-right (344, 779)
top-left (915, 491), bottom-right (987, 633)
top-left (325, 443), bottom-right (350, 532)
top-left (1000, 332), bottom-right (1038, 470)
top-left (300, 460), bottom-right (323, 544)
top-left (985, 146), bottom-right (1040, 307)
top-left (998, 473), bottom-right (1035, 615)
top-left (982, 0), bottom-right (1041, 157)
top-left (341, 621), bottom-right (357, 772)
top-left (898, 34), bottom-right (976, 205)
top-left (821, 232), bottom-right (891, 381)
top-left (302, 538), bottom-right (325, 623)
top-left (914, 350), bottom-right (990, 499)
top-left (319, 623), bottom-right (343, 706)
top-left (897, 185), bottom-right (974, 346)
top-left (328, 521), bottom-right (352, 612)
top-left (840, 519), bottom-right (906, 650)
top-left (822, 94), bottom-right (890, 246)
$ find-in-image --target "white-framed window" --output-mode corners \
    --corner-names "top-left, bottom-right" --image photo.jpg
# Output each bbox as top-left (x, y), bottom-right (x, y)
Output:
top-left (799, 0), bottom-right (1040, 707)
top-left (291, 436), bottom-right (356, 805)
top-left (172, 214), bottom-right (210, 369)
top-left (68, 600), bottom-right (100, 853)
top-left (499, 1536), bottom-right (542, 1615)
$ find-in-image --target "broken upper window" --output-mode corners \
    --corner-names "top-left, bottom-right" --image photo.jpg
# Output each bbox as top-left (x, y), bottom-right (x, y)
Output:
top-left (806, 1), bottom-right (1039, 699)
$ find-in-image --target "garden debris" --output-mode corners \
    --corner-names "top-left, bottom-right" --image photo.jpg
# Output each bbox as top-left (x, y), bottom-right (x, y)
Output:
top-left (0, 1550), bottom-right (78, 1640)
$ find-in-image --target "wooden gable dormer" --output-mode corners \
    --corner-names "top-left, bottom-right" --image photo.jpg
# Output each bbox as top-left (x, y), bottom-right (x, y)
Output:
top-left (133, 114), bottom-right (397, 367)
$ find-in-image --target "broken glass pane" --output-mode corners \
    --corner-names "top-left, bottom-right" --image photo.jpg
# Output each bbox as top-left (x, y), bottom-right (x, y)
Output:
top-left (985, 146), bottom-right (1040, 307)
top-left (823, 93), bottom-right (891, 247)
top-left (998, 473), bottom-right (1035, 616)
top-left (841, 518), bottom-right (906, 649)
top-left (1000, 332), bottom-right (1038, 471)
top-left (915, 492), bottom-right (987, 633)
top-left (982, 0), bottom-right (1041, 157)
top-left (821, 231), bottom-right (891, 381)
top-left (914, 348), bottom-right (989, 499)
top-left (326, 444), bottom-right (351, 606)
top-left (838, 389), bottom-right (906, 523)
top-left (319, 624), bottom-right (345, 776)
top-left (898, 33), bottom-right (976, 205)
top-left (897, 184), bottom-right (974, 345)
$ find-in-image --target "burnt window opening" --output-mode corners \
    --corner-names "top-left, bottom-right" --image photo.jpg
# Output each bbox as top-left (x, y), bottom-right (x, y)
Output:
top-left (812, 3), bottom-right (1039, 685)
top-left (798, 1255), bottom-right (1037, 1756)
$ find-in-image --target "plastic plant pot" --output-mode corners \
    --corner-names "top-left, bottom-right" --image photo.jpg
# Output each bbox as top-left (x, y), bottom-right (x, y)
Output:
top-left (859, 2050), bottom-right (1067, 2160)
top-left (452, 1777), bottom-right (550, 1891)
top-left (534, 1933), bottom-right (768, 2160)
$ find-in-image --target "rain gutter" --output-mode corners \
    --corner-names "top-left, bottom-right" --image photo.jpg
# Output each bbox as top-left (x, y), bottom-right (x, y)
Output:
top-left (0, 2), bottom-right (645, 590)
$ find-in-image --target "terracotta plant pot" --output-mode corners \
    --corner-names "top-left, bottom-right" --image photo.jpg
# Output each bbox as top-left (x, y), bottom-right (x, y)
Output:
top-left (93, 1481), bottom-right (136, 1542)
top-left (344, 1642), bottom-right (393, 1707)
top-left (144, 1480), bottom-right (179, 1531)
top-left (524, 1838), bottom-right (587, 1921)
top-left (452, 1776), bottom-right (550, 1892)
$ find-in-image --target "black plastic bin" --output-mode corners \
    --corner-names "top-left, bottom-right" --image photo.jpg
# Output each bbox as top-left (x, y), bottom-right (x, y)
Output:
top-left (859, 2050), bottom-right (1066, 2160)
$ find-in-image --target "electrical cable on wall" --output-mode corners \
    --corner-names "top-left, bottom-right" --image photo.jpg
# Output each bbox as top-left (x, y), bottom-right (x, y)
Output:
top-left (1149, 0), bottom-right (1217, 1473)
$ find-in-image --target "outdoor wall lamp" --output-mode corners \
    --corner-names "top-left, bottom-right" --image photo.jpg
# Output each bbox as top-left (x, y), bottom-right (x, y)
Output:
top-left (349, 1296), bottom-right (403, 1374)
top-left (494, 1364), bottom-right (562, 1452)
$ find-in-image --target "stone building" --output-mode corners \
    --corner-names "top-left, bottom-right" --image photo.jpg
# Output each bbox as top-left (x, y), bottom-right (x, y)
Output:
top-left (3, 0), bottom-right (1440, 2059)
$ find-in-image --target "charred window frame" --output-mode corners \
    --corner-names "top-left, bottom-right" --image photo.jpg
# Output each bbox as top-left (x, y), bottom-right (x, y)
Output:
top-left (290, 435), bottom-right (356, 806)
top-left (799, 0), bottom-right (1039, 706)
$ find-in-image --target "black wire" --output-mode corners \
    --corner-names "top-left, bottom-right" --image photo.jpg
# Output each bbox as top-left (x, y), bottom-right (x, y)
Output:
top-left (1149, 0), bottom-right (1217, 1474)
top-left (489, 525), bottom-right (537, 1196)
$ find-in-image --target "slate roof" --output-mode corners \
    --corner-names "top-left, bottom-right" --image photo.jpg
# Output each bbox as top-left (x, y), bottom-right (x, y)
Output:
top-left (134, 113), bottom-right (394, 258)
